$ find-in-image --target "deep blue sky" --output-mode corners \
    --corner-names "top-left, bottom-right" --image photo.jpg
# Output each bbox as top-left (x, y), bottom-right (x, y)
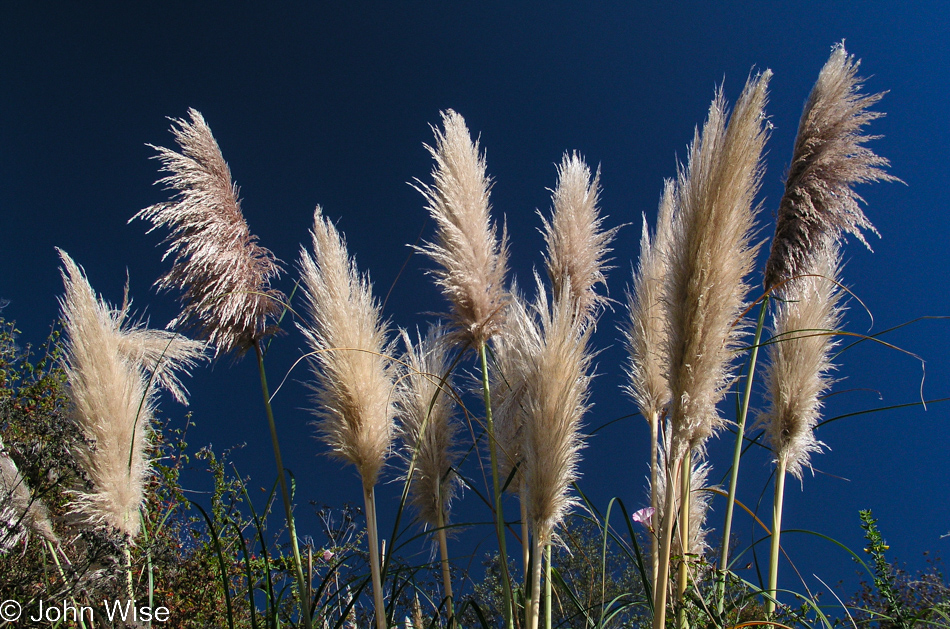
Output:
top-left (3, 1), bottom-right (949, 609)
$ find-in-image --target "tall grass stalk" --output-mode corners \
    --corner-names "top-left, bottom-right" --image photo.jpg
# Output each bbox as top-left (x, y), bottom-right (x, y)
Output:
top-left (767, 456), bottom-right (788, 616)
top-left (435, 502), bottom-right (455, 625)
top-left (255, 340), bottom-right (311, 627)
top-left (363, 484), bottom-right (387, 629)
top-left (675, 451), bottom-right (691, 629)
top-left (717, 295), bottom-right (768, 614)
top-left (544, 543), bottom-right (552, 629)
top-left (653, 453), bottom-right (679, 629)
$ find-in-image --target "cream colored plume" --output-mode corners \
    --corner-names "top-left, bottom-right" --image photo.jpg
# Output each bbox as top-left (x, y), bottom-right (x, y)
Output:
top-left (58, 250), bottom-right (205, 539)
top-left (516, 278), bottom-right (592, 540)
top-left (761, 244), bottom-right (843, 479)
top-left (624, 179), bottom-right (675, 424)
top-left (132, 108), bottom-right (284, 357)
top-left (665, 70), bottom-right (771, 459)
top-left (764, 44), bottom-right (898, 290)
top-left (395, 324), bottom-right (461, 527)
top-left (1, 439), bottom-right (57, 552)
top-left (542, 152), bottom-right (617, 321)
top-left (488, 284), bottom-right (531, 491)
top-left (415, 110), bottom-right (509, 346)
top-left (299, 207), bottom-right (395, 489)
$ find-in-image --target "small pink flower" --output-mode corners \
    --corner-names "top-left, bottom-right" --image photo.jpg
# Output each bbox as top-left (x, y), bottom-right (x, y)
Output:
top-left (632, 507), bottom-right (655, 528)
top-left (322, 549), bottom-right (334, 562)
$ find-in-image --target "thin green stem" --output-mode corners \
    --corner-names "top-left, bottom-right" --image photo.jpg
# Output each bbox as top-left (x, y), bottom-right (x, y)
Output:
top-left (717, 296), bottom-right (768, 615)
top-left (255, 341), bottom-right (312, 629)
top-left (544, 543), bottom-right (552, 629)
top-left (767, 457), bottom-right (788, 618)
top-left (480, 342), bottom-right (514, 629)
top-left (675, 451), bottom-right (691, 629)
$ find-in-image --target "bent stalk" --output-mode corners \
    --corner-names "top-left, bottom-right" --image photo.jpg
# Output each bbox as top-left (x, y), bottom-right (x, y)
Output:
top-left (255, 341), bottom-right (312, 629)
top-left (717, 297), bottom-right (768, 614)
top-left (480, 342), bottom-right (514, 629)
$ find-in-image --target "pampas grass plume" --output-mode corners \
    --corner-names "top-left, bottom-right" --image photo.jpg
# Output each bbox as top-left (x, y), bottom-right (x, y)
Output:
top-left (132, 108), bottom-right (284, 357)
top-left (395, 324), bottom-right (461, 527)
top-left (415, 110), bottom-right (509, 347)
top-left (542, 152), bottom-right (617, 321)
top-left (764, 44), bottom-right (898, 290)
top-left (58, 250), bottom-right (205, 538)
top-left (625, 179), bottom-right (675, 424)
top-left (298, 207), bottom-right (395, 489)
top-left (518, 279), bottom-right (591, 539)
top-left (761, 244), bottom-right (843, 478)
top-left (665, 70), bottom-right (772, 459)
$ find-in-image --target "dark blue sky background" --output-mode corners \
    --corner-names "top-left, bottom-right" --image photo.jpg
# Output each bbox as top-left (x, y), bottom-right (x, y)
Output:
top-left (3, 1), bottom-right (949, 608)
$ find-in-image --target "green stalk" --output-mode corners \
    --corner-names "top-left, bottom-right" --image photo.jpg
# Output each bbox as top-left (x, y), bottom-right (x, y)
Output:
top-left (255, 341), bottom-right (312, 629)
top-left (652, 453), bottom-right (680, 629)
top-left (675, 451), bottom-right (692, 629)
top-left (766, 457), bottom-right (788, 618)
top-left (544, 543), bottom-right (552, 629)
top-left (717, 297), bottom-right (768, 615)
top-left (363, 484), bottom-right (387, 629)
top-left (479, 342), bottom-right (514, 629)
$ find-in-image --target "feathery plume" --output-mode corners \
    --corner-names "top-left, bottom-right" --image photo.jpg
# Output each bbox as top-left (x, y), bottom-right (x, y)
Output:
top-left (489, 285), bottom-right (531, 490)
top-left (395, 324), bottom-right (461, 527)
top-left (542, 152), bottom-right (617, 321)
top-left (132, 108), bottom-right (284, 357)
top-left (764, 44), bottom-right (898, 290)
top-left (761, 244), bottom-right (843, 479)
top-left (415, 110), bottom-right (509, 347)
top-left (1, 439), bottom-right (57, 552)
top-left (665, 70), bottom-right (772, 460)
top-left (58, 250), bottom-right (204, 538)
top-left (298, 207), bottom-right (395, 489)
top-left (624, 179), bottom-right (676, 424)
top-left (517, 279), bottom-right (592, 539)
top-left (624, 181), bottom-right (675, 587)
